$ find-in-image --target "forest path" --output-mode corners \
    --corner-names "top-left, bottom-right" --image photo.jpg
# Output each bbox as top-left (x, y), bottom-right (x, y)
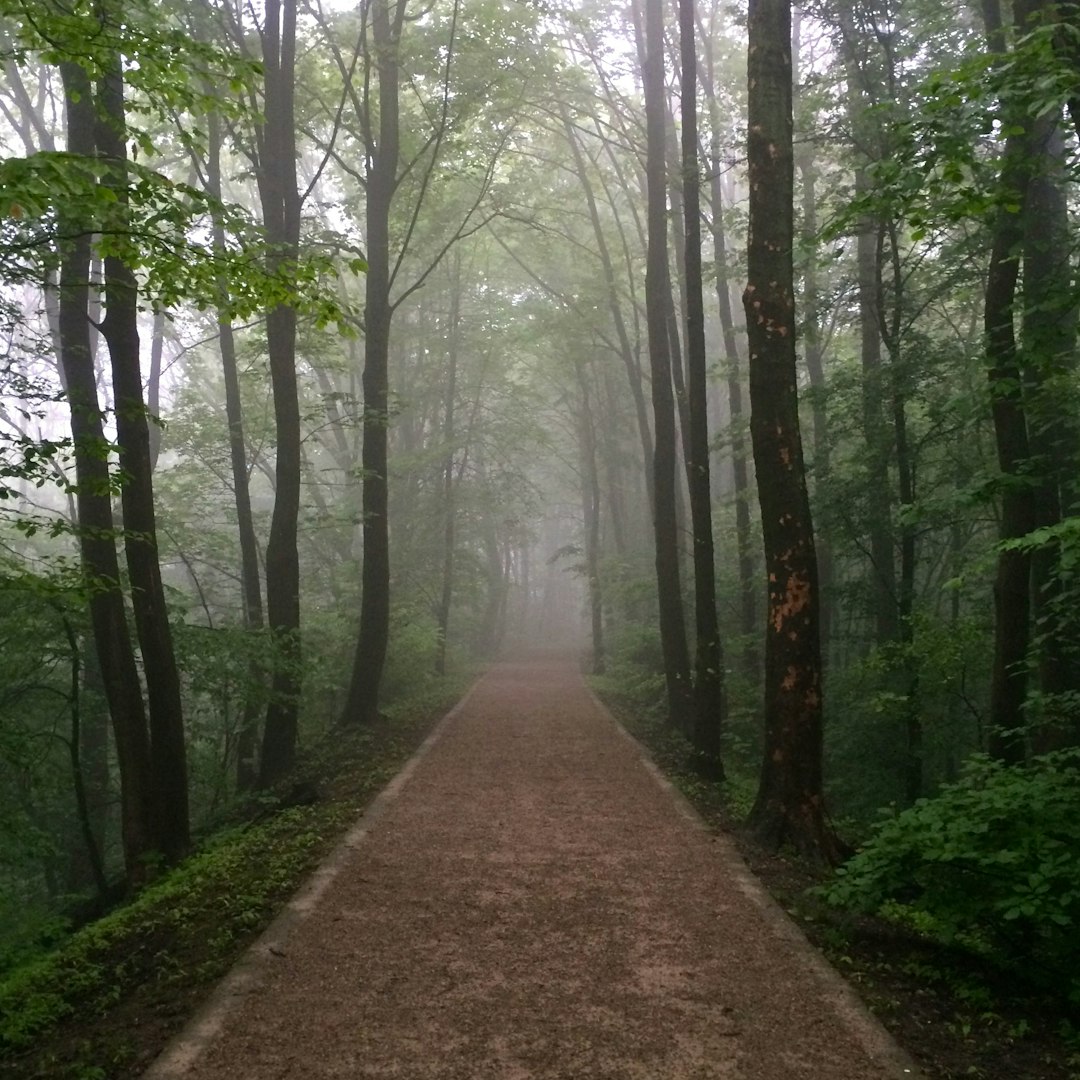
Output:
top-left (146, 654), bottom-right (918, 1080)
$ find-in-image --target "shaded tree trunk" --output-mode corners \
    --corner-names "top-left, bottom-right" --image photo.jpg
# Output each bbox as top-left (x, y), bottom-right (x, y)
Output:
top-left (743, 0), bottom-right (842, 863)
top-left (434, 260), bottom-right (462, 677)
top-left (792, 13), bottom-right (832, 659)
top-left (577, 362), bottom-right (605, 675)
top-left (642, 0), bottom-right (693, 729)
top-left (679, 0), bottom-right (725, 776)
top-left (94, 43), bottom-right (189, 864)
top-left (256, 0), bottom-right (303, 784)
top-left (1021, 117), bottom-right (1080, 752)
top-left (344, 0), bottom-right (404, 724)
top-left (562, 110), bottom-right (656, 514)
top-left (58, 61), bottom-right (153, 881)
top-left (206, 106), bottom-right (266, 792)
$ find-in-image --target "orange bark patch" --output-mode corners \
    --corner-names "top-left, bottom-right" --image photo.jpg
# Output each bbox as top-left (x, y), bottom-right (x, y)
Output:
top-left (771, 572), bottom-right (811, 633)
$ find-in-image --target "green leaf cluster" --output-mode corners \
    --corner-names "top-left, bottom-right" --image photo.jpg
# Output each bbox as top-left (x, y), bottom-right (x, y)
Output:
top-left (822, 751), bottom-right (1080, 1001)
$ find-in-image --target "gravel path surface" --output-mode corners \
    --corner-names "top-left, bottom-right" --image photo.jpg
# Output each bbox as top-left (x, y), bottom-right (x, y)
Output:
top-left (146, 655), bottom-right (920, 1080)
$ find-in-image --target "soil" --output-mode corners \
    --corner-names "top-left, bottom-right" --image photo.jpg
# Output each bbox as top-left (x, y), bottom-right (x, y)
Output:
top-left (145, 654), bottom-right (922, 1080)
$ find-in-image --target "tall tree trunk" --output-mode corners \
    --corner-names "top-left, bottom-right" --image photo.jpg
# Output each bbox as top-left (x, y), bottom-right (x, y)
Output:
top-left (58, 60), bottom-right (153, 880)
top-left (344, 0), bottom-right (403, 724)
top-left (562, 110), bottom-right (656, 513)
top-left (792, 13), bottom-right (832, 660)
top-left (642, 0), bottom-right (693, 729)
top-left (743, 0), bottom-right (842, 863)
top-left (94, 43), bottom-right (189, 864)
top-left (257, 0), bottom-right (303, 784)
top-left (855, 171), bottom-right (898, 644)
top-left (434, 260), bottom-right (462, 677)
top-left (1021, 117), bottom-right (1080, 752)
top-left (679, 0), bottom-right (725, 776)
top-left (577, 362), bottom-right (605, 675)
top-left (985, 127), bottom-right (1034, 763)
top-left (207, 107), bottom-right (266, 791)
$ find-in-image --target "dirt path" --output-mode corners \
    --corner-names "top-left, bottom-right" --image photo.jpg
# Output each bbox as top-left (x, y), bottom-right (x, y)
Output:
top-left (146, 655), bottom-right (920, 1080)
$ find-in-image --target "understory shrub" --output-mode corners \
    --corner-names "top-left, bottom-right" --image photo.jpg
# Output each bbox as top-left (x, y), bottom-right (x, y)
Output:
top-left (822, 750), bottom-right (1080, 1001)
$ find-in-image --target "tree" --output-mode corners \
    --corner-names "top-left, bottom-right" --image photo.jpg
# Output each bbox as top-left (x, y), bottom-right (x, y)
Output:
top-left (253, 0), bottom-right (304, 785)
top-left (743, 0), bottom-right (842, 862)
top-left (93, 19), bottom-right (190, 861)
top-left (678, 0), bottom-right (725, 774)
top-left (641, 0), bottom-right (693, 730)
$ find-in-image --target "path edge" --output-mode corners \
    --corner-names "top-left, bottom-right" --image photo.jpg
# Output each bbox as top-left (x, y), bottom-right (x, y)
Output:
top-left (583, 678), bottom-right (926, 1080)
top-left (141, 675), bottom-right (484, 1079)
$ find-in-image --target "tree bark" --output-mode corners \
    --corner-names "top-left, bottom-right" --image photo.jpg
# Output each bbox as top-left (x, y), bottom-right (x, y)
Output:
top-left (984, 125), bottom-right (1034, 764)
top-left (256, 0), bottom-right (303, 784)
top-left (344, 0), bottom-right (404, 724)
top-left (58, 61), bottom-right (154, 882)
top-left (434, 260), bottom-right (462, 677)
top-left (1020, 117), bottom-right (1080, 752)
top-left (678, 0), bottom-right (725, 776)
top-left (94, 42), bottom-right (190, 864)
top-left (562, 110), bottom-right (656, 514)
top-left (642, 0), bottom-right (693, 729)
top-left (206, 106), bottom-right (266, 791)
top-left (743, 0), bottom-right (842, 863)
top-left (577, 362), bottom-right (605, 675)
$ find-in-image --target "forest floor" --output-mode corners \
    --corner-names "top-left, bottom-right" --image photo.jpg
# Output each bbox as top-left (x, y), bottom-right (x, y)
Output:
top-left (142, 652), bottom-right (919, 1080)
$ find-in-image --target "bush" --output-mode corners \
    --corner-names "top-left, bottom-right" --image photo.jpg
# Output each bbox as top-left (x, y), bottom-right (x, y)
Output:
top-left (822, 750), bottom-right (1080, 1001)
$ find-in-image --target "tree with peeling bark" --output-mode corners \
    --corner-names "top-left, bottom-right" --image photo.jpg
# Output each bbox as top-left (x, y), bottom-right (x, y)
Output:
top-left (743, 0), bottom-right (842, 862)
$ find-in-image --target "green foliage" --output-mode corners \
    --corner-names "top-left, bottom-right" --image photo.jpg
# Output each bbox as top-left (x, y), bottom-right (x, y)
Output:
top-left (822, 751), bottom-right (1080, 1000)
top-left (0, 804), bottom-right (333, 1052)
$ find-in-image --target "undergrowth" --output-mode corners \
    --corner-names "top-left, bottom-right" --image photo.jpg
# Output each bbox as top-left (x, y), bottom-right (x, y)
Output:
top-left (0, 673), bottom-right (472, 1080)
top-left (592, 671), bottom-right (1080, 1080)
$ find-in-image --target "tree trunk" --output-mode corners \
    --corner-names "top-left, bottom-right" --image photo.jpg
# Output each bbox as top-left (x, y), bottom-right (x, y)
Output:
top-left (679, 0), bottom-right (725, 777)
top-left (256, 0), bottom-right (303, 784)
top-left (94, 45), bottom-right (189, 864)
top-left (1021, 117), bottom-right (1080, 752)
top-left (743, 0), bottom-right (842, 863)
top-left (58, 60), bottom-right (154, 881)
top-left (577, 362), bottom-right (605, 676)
top-left (434, 260), bottom-right (462, 677)
top-left (562, 110), bottom-right (656, 513)
top-left (984, 125), bottom-right (1034, 763)
top-left (206, 107), bottom-right (266, 792)
top-left (642, 0), bottom-right (693, 729)
top-left (344, 0), bottom-right (403, 724)
top-left (792, 14), bottom-right (832, 660)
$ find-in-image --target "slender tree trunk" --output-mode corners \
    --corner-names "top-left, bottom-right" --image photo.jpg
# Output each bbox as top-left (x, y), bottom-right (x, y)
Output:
top-left (642, 0), bottom-right (693, 729)
top-left (434, 261), bottom-right (462, 677)
top-left (257, 0), bottom-right (303, 784)
top-left (58, 61), bottom-right (153, 881)
top-left (562, 110), bottom-right (656, 512)
top-left (1021, 117), bottom-right (1080, 752)
top-left (206, 108), bottom-right (266, 791)
top-left (344, 0), bottom-right (403, 724)
top-left (577, 362), bottom-right (605, 675)
top-left (59, 615), bottom-right (108, 898)
top-left (94, 43), bottom-right (189, 864)
top-left (792, 14), bottom-right (832, 659)
top-left (743, 0), bottom-right (842, 863)
top-left (985, 125), bottom-right (1034, 763)
top-left (679, 0), bottom-right (725, 776)
top-left (855, 172), bottom-right (898, 644)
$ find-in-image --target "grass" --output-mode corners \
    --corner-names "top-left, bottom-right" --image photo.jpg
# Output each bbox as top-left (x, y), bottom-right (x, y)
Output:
top-left (0, 673), bottom-right (473, 1080)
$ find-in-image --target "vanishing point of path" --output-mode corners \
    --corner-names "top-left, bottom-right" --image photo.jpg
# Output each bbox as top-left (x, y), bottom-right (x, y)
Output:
top-left (147, 655), bottom-right (920, 1080)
